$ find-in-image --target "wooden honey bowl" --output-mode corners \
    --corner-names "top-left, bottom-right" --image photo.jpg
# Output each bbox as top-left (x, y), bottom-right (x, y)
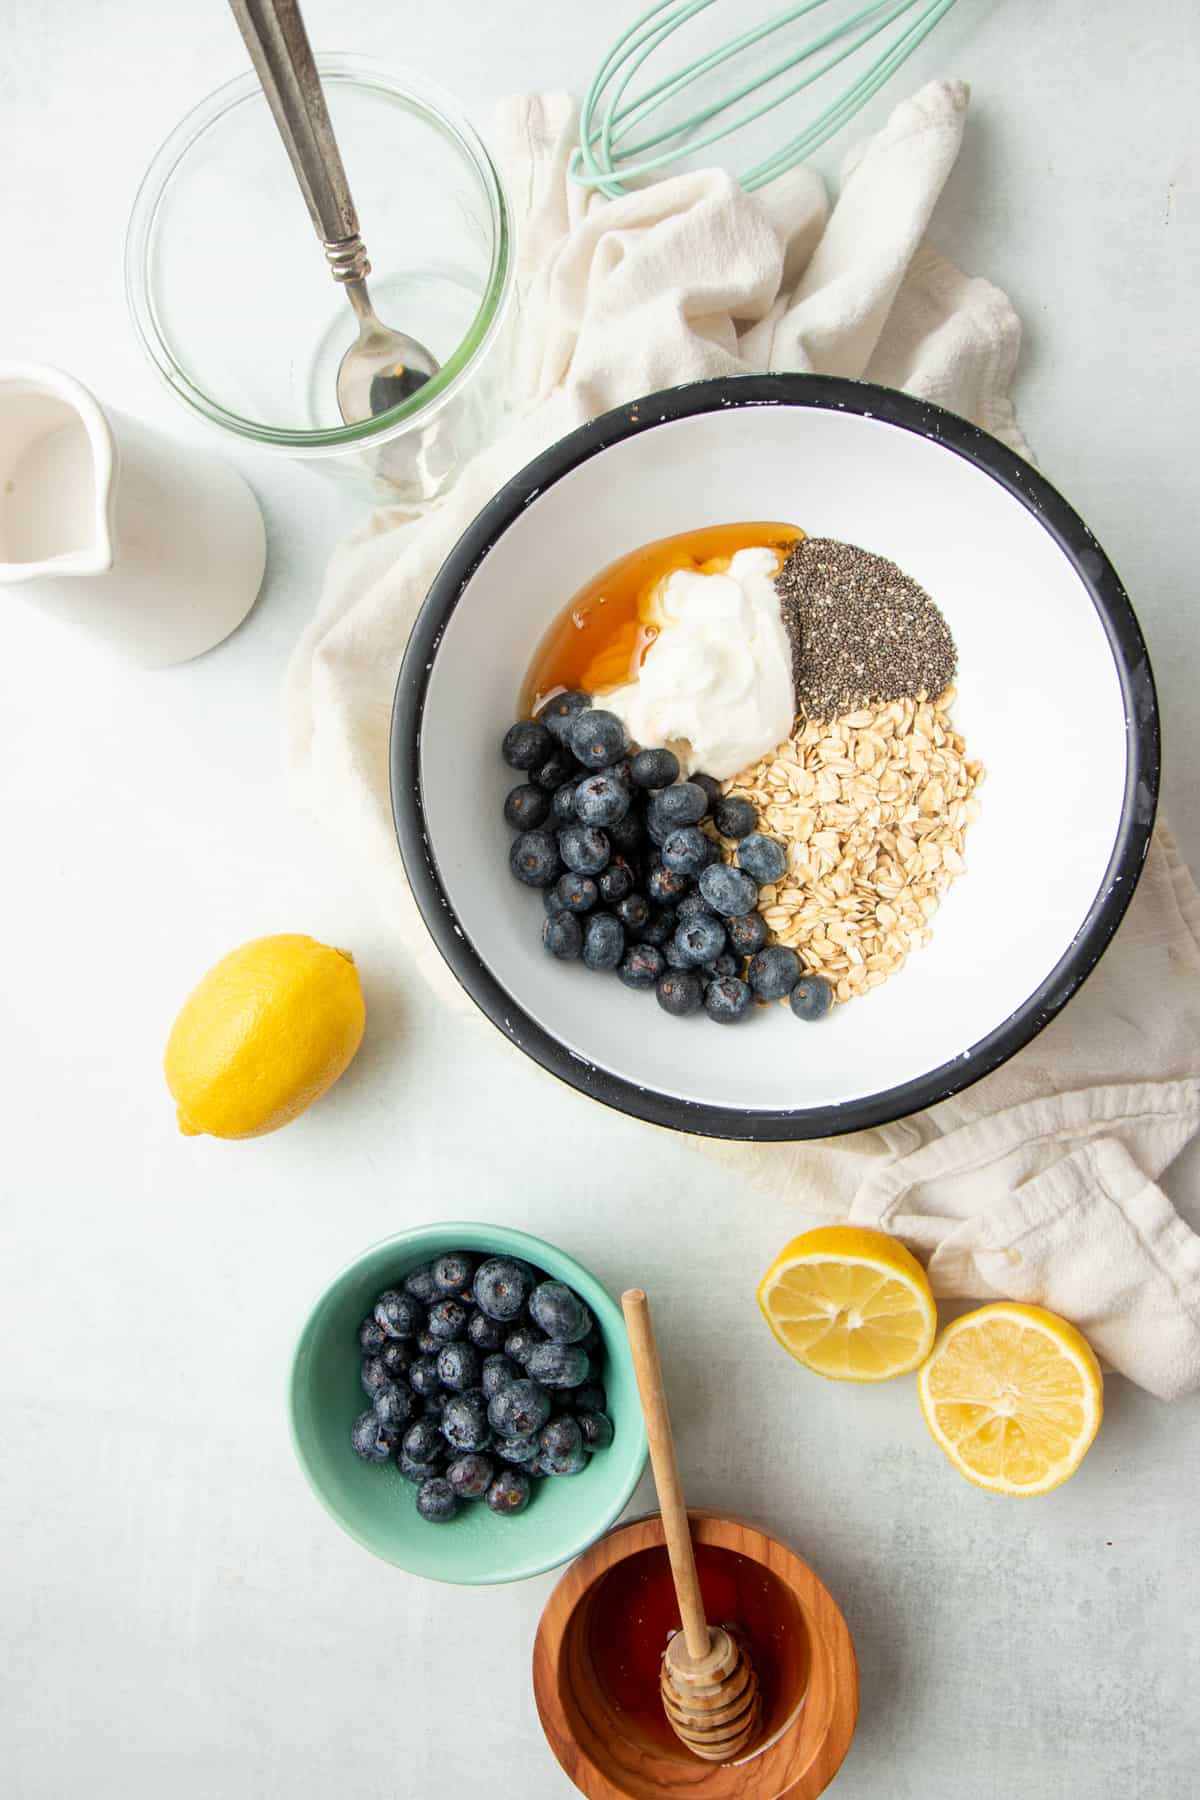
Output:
top-left (533, 1510), bottom-right (858, 1800)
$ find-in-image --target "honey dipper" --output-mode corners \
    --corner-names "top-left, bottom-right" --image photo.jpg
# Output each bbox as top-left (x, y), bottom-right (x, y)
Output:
top-left (621, 1288), bottom-right (760, 1763)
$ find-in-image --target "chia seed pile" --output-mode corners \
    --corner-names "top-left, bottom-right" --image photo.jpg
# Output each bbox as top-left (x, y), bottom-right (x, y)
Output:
top-left (352, 1251), bottom-right (614, 1523)
top-left (776, 537), bottom-right (957, 720)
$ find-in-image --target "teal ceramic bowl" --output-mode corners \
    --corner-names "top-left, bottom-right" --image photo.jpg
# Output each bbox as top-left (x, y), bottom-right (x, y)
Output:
top-left (289, 1223), bottom-right (647, 1584)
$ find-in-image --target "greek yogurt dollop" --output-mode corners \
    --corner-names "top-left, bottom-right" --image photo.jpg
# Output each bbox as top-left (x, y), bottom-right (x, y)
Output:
top-left (602, 547), bottom-right (795, 781)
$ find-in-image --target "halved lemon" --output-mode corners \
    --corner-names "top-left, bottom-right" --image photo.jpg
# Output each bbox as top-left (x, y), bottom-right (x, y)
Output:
top-left (918, 1303), bottom-right (1102, 1496)
top-left (757, 1225), bottom-right (937, 1381)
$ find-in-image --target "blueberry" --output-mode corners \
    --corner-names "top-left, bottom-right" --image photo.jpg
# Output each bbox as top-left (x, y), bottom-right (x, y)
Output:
top-left (610, 757), bottom-right (636, 792)
top-left (504, 1323), bottom-right (548, 1365)
top-left (403, 1418), bottom-right (445, 1465)
top-left (416, 1477), bottom-right (459, 1523)
top-left (713, 795), bottom-right (757, 839)
top-left (582, 911), bottom-right (625, 972)
top-left (494, 1432), bottom-right (541, 1466)
top-left (597, 858), bottom-right (635, 904)
top-left (503, 783), bottom-right (550, 831)
top-left (647, 858), bottom-right (692, 901)
top-left (616, 893), bottom-right (650, 932)
top-left (482, 1352), bottom-right (522, 1398)
top-left (543, 912), bottom-right (583, 961)
top-left (502, 720), bottom-right (552, 772)
top-left (671, 912), bottom-right (726, 967)
top-left (409, 1356), bottom-right (442, 1397)
top-left (403, 1264), bottom-right (440, 1305)
top-left (559, 824), bottom-right (610, 875)
top-left (708, 952), bottom-right (740, 978)
top-left (698, 863), bottom-right (759, 916)
top-left (676, 892), bottom-right (713, 920)
top-left (487, 1469), bottom-right (532, 1515)
top-left (636, 906), bottom-right (676, 949)
top-left (748, 944), bottom-right (802, 1001)
top-left (446, 1452), bottom-right (494, 1499)
top-left (572, 1381), bottom-right (607, 1415)
top-left (704, 974), bottom-right (754, 1024)
top-left (529, 1281), bottom-right (592, 1344)
top-left (536, 688), bottom-right (591, 743)
top-left (431, 1252), bottom-right (476, 1296)
top-left (556, 871), bottom-right (599, 914)
top-left (726, 912), bottom-right (769, 956)
top-left (427, 1297), bottom-right (470, 1342)
top-left (568, 708), bottom-right (626, 769)
top-left (648, 781), bottom-right (708, 831)
top-left (487, 1378), bottom-right (551, 1439)
top-left (579, 1323), bottom-right (603, 1354)
top-left (373, 1382), bottom-right (417, 1431)
top-left (656, 969), bottom-right (703, 1016)
top-left (543, 1439), bottom-right (589, 1476)
top-left (380, 1339), bottom-right (414, 1380)
top-left (419, 1390), bottom-right (448, 1424)
top-left (467, 1310), bottom-right (506, 1352)
top-left (437, 1341), bottom-right (481, 1392)
top-left (398, 1448), bottom-right (441, 1483)
top-left (660, 826), bottom-right (711, 877)
top-left (374, 1290), bottom-right (423, 1339)
top-left (629, 747), bottom-right (680, 789)
top-left (577, 1410), bottom-right (615, 1452)
top-left (663, 938), bottom-right (692, 970)
top-left (416, 1328), bottom-right (440, 1357)
top-left (358, 1317), bottom-right (388, 1357)
top-left (551, 779), bottom-right (581, 826)
top-left (360, 1356), bottom-right (393, 1397)
top-left (474, 1257), bottom-right (533, 1322)
top-left (692, 773), bottom-right (723, 808)
top-left (441, 1390), bottom-right (491, 1453)
top-left (351, 1410), bottom-right (398, 1463)
top-left (530, 747), bottom-right (574, 792)
top-left (525, 1342), bottom-right (590, 1388)
top-left (607, 813), bottom-right (645, 856)
top-left (510, 829), bottom-right (561, 888)
top-left (574, 772), bottom-right (630, 827)
top-left (540, 1415), bottom-right (584, 1460)
top-left (789, 972), bottom-right (834, 1021)
top-left (617, 943), bottom-right (664, 989)
top-left (737, 833), bottom-right (788, 883)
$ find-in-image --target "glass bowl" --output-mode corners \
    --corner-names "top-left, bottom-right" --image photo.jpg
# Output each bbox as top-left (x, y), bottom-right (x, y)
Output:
top-left (126, 57), bottom-right (513, 503)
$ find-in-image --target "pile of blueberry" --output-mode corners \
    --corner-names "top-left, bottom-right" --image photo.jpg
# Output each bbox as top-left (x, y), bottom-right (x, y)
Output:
top-left (502, 691), bottom-right (833, 1024)
top-left (351, 1250), bottom-right (613, 1524)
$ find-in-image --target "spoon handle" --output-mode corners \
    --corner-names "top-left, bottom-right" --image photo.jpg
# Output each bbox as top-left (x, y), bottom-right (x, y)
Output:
top-left (227, 0), bottom-right (370, 282)
top-left (621, 1288), bottom-right (712, 1663)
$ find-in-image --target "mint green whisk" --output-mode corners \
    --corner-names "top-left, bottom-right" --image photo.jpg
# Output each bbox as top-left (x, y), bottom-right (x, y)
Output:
top-left (571, 0), bottom-right (960, 198)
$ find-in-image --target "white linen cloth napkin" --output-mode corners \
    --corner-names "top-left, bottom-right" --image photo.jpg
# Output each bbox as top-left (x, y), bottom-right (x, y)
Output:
top-left (286, 83), bottom-right (1200, 1399)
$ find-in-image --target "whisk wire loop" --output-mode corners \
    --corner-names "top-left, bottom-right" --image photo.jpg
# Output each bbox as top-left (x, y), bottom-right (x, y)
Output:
top-left (571, 0), bottom-right (960, 197)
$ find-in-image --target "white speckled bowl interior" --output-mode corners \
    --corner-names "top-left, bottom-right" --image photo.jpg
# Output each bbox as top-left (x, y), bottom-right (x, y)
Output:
top-left (392, 378), bottom-right (1157, 1139)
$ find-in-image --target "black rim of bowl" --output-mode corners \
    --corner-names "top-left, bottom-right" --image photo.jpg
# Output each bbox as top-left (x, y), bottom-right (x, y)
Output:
top-left (390, 374), bottom-right (1160, 1142)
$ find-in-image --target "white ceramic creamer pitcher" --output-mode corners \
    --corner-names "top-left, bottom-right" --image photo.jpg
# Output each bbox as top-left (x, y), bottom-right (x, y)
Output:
top-left (0, 362), bottom-right (266, 666)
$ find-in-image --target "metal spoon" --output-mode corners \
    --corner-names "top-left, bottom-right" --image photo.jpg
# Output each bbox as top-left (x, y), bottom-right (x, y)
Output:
top-left (228, 0), bottom-right (439, 425)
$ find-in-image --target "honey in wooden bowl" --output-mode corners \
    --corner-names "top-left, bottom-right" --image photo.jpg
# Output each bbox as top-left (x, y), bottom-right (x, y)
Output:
top-left (533, 1510), bottom-right (858, 1800)
top-left (520, 523), bottom-right (803, 717)
top-left (586, 1539), bottom-right (809, 1760)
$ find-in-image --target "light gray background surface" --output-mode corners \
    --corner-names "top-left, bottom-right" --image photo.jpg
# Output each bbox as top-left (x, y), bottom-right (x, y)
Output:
top-left (2, 2), bottom-right (1198, 1796)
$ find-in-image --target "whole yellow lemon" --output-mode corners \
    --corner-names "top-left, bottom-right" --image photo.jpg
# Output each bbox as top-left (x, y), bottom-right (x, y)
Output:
top-left (164, 934), bottom-right (366, 1139)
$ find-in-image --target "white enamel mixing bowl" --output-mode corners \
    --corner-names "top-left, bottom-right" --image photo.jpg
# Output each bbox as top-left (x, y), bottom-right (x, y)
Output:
top-left (391, 376), bottom-right (1158, 1140)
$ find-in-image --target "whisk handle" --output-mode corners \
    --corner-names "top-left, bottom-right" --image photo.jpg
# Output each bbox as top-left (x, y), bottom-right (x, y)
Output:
top-left (622, 1288), bottom-right (712, 1662)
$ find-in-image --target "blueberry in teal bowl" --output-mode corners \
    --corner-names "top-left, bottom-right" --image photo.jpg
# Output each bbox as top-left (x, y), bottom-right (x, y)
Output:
top-left (289, 1223), bottom-right (646, 1584)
